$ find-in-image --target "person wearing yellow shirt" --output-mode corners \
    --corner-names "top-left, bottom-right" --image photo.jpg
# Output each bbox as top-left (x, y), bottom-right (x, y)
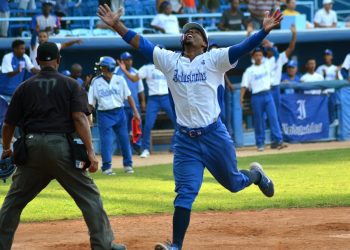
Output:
top-left (283, 0), bottom-right (300, 16)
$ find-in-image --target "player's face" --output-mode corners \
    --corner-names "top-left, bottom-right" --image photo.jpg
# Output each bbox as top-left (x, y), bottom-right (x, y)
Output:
top-left (324, 3), bottom-right (332, 11)
top-left (164, 5), bottom-right (172, 15)
top-left (266, 49), bottom-right (274, 58)
top-left (253, 51), bottom-right (263, 64)
top-left (123, 59), bottom-right (133, 69)
top-left (39, 32), bottom-right (49, 44)
top-left (183, 29), bottom-right (207, 51)
top-left (14, 44), bottom-right (25, 57)
top-left (306, 60), bottom-right (316, 72)
top-left (324, 54), bottom-right (333, 64)
top-left (43, 4), bottom-right (52, 15)
top-left (287, 66), bottom-right (297, 76)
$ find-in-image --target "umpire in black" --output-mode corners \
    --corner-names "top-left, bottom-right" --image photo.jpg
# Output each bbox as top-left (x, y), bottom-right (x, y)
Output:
top-left (0, 42), bottom-right (126, 250)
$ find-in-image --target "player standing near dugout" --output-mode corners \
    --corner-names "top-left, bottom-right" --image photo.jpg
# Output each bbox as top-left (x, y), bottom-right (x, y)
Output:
top-left (0, 43), bottom-right (126, 250)
top-left (98, 4), bottom-right (282, 250)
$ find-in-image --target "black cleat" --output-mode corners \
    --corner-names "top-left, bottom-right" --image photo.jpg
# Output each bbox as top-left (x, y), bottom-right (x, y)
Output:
top-left (250, 162), bottom-right (274, 197)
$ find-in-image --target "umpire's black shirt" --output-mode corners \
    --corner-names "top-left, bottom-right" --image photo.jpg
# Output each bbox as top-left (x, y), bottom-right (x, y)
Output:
top-left (5, 67), bottom-right (90, 133)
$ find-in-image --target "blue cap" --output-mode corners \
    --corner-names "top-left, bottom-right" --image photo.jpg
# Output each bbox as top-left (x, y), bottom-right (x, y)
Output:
top-left (324, 49), bottom-right (333, 55)
top-left (62, 70), bottom-right (71, 76)
top-left (287, 60), bottom-right (297, 68)
top-left (252, 47), bottom-right (264, 54)
top-left (120, 52), bottom-right (133, 60)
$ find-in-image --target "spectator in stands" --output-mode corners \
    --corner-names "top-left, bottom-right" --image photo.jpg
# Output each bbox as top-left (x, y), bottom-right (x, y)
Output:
top-left (246, 0), bottom-right (276, 29)
top-left (157, 0), bottom-right (183, 14)
top-left (283, 0), bottom-right (300, 16)
top-left (0, 0), bottom-right (9, 37)
top-left (219, 0), bottom-right (245, 31)
top-left (30, 30), bottom-right (82, 69)
top-left (301, 58), bottom-right (324, 94)
top-left (55, 0), bottom-right (82, 29)
top-left (32, 1), bottom-right (60, 35)
top-left (341, 53), bottom-right (350, 80)
top-left (281, 60), bottom-right (300, 82)
top-left (16, 0), bottom-right (36, 11)
top-left (316, 49), bottom-right (342, 125)
top-left (0, 40), bottom-right (39, 103)
top-left (198, 0), bottom-right (220, 13)
top-left (151, 1), bottom-right (180, 34)
top-left (314, 0), bottom-right (337, 28)
top-left (182, 0), bottom-right (196, 14)
top-left (115, 52), bottom-right (146, 154)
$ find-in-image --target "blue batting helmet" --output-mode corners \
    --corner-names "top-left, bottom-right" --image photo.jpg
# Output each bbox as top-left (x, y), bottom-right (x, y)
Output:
top-left (120, 52), bottom-right (133, 60)
top-left (97, 56), bottom-right (116, 72)
top-left (0, 157), bottom-right (16, 183)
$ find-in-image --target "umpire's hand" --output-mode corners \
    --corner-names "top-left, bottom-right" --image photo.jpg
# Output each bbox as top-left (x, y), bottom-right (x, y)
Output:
top-left (87, 150), bottom-right (99, 173)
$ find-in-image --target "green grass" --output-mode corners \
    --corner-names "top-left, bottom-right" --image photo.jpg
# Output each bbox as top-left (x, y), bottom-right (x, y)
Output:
top-left (1, 148), bottom-right (350, 222)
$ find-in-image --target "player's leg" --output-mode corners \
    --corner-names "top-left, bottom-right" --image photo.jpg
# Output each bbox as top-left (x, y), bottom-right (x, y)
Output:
top-left (0, 135), bottom-right (52, 249)
top-left (155, 132), bottom-right (205, 250)
top-left (114, 109), bottom-right (133, 172)
top-left (97, 110), bottom-right (117, 174)
top-left (265, 93), bottom-right (284, 146)
top-left (251, 94), bottom-right (266, 150)
top-left (328, 92), bottom-right (337, 124)
top-left (50, 135), bottom-right (121, 249)
top-left (141, 96), bottom-right (160, 157)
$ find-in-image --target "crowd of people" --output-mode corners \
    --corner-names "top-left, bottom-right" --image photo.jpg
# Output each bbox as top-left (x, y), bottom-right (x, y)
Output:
top-left (0, 0), bottom-right (349, 37)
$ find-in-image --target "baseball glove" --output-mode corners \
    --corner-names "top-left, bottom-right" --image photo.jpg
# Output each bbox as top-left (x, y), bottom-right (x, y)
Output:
top-left (0, 157), bottom-right (16, 183)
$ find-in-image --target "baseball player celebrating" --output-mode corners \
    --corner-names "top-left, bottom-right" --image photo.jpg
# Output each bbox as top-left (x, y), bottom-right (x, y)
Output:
top-left (88, 56), bottom-right (140, 175)
top-left (241, 47), bottom-right (285, 151)
top-left (98, 4), bottom-right (282, 250)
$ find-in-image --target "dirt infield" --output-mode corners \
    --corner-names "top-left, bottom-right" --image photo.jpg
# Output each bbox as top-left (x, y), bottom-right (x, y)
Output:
top-left (12, 208), bottom-right (350, 249)
top-left (10, 141), bottom-right (350, 249)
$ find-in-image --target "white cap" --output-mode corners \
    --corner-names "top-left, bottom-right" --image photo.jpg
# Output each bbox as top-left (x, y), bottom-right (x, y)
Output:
top-left (323, 0), bottom-right (333, 5)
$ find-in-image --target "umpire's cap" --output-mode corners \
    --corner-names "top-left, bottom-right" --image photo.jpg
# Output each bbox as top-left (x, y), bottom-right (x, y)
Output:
top-left (37, 42), bottom-right (60, 61)
top-left (97, 56), bottom-right (116, 72)
top-left (182, 22), bottom-right (209, 51)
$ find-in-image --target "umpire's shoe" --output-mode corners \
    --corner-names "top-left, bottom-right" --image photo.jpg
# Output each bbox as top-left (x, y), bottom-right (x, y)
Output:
top-left (250, 162), bottom-right (274, 197)
top-left (112, 243), bottom-right (127, 250)
top-left (155, 241), bottom-right (179, 250)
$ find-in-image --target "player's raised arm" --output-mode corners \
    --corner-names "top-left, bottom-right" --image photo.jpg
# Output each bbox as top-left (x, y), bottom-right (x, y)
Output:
top-left (98, 4), bottom-right (155, 61)
top-left (228, 10), bottom-right (283, 64)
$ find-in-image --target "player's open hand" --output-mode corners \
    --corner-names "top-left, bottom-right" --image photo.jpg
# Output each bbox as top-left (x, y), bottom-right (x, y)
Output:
top-left (98, 4), bottom-right (124, 27)
top-left (262, 9), bottom-right (283, 33)
top-left (117, 59), bottom-right (126, 71)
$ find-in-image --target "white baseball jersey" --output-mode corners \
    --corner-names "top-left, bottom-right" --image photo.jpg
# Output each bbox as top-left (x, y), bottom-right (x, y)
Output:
top-left (138, 64), bottom-right (169, 96)
top-left (153, 46), bottom-right (237, 128)
top-left (301, 72), bottom-right (324, 95)
top-left (88, 74), bottom-right (131, 111)
top-left (316, 64), bottom-right (343, 80)
top-left (241, 62), bottom-right (272, 94)
top-left (314, 8), bottom-right (337, 26)
top-left (342, 54), bottom-right (350, 70)
top-left (30, 42), bottom-right (62, 69)
top-left (1, 52), bottom-right (34, 73)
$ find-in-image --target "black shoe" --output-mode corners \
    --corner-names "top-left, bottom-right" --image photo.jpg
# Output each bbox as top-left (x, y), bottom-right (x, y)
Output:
top-left (270, 143), bottom-right (278, 149)
top-left (250, 162), bottom-right (274, 197)
top-left (277, 142), bottom-right (288, 150)
top-left (111, 243), bottom-right (127, 250)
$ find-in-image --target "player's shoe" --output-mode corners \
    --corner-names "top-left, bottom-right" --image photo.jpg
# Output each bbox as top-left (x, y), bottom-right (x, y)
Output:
top-left (102, 169), bottom-right (116, 176)
top-left (277, 142), bottom-right (288, 150)
top-left (257, 146), bottom-right (264, 152)
top-left (154, 241), bottom-right (179, 250)
top-left (250, 162), bottom-right (274, 197)
top-left (124, 166), bottom-right (134, 174)
top-left (140, 149), bottom-right (150, 158)
top-left (111, 243), bottom-right (127, 250)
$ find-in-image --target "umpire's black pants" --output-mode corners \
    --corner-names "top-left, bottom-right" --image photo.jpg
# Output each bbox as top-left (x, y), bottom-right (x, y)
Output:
top-left (0, 134), bottom-right (115, 250)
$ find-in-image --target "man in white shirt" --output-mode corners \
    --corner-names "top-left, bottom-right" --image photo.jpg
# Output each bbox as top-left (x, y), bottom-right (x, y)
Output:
top-left (88, 56), bottom-right (140, 175)
top-left (151, 1), bottom-right (180, 34)
top-left (301, 58), bottom-right (324, 94)
top-left (30, 30), bottom-right (82, 69)
top-left (241, 47), bottom-right (286, 151)
top-left (316, 49), bottom-right (342, 124)
top-left (98, 5), bottom-right (282, 249)
top-left (31, 1), bottom-right (60, 35)
top-left (314, 0), bottom-right (337, 28)
top-left (0, 39), bottom-right (39, 103)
